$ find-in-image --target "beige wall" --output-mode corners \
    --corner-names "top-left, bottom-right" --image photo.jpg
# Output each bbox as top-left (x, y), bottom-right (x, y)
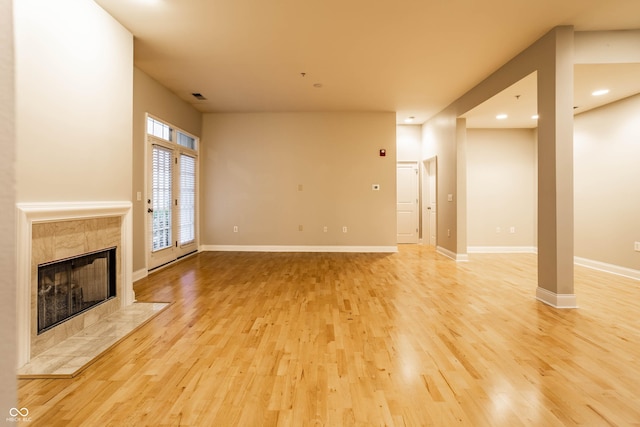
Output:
top-left (423, 27), bottom-right (577, 300)
top-left (132, 68), bottom-right (202, 272)
top-left (14, 0), bottom-right (132, 203)
top-left (574, 94), bottom-right (640, 270)
top-left (462, 95), bottom-right (639, 272)
top-left (201, 112), bottom-right (397, 248)
top-left (396, 125), bottom-right (421, 162)
top-left (1, 0), bottom-right (16, 413)
top-left (422, 113), bottom-right (458, 252)
top-left (423, 28), bottom-right (572, 258)
top-left (466, 129), bottom-right (537, 249)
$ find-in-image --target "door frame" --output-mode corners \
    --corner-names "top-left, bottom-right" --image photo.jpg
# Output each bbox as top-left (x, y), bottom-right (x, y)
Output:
top-left (421, 156), bottom-right (437, 247)
top-left (144, 114), bottom-right (200, 272)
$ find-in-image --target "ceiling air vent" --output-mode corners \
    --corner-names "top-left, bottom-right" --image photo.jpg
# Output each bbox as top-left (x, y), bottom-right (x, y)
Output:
top-left (192, 93), bottom-right (207, 100)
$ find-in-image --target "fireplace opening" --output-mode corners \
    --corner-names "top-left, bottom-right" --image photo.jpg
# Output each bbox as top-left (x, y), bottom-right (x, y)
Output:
top-left (37, 247), bottom-right (117, 334)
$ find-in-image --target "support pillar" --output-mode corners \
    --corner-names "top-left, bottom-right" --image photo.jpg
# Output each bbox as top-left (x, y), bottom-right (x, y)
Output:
top-left (536, 27), bottom-right (577, 308)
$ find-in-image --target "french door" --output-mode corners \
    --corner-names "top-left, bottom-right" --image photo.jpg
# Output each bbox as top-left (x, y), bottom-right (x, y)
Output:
top-left (147, 116), bottom-right (198, 270)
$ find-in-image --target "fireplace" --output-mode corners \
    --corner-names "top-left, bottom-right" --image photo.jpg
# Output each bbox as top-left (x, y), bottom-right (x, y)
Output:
top-left (38, 247), bottom-right (117, 334)
top-left (16, 201), bottom-right (135, 367)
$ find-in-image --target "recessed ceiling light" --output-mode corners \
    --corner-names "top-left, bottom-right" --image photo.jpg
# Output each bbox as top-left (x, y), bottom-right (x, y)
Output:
top-left (532, 114), bottom-right (539, 120)
top-left (404, 116), bottom-right (415, 123)
top-left (496, 114), bottom-right (508, 120)
top-left (592, 89), bottom-right (609, 96)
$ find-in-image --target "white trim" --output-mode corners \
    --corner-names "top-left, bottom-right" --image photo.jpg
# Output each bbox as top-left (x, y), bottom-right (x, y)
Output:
top-left (200, 245), bottom-right (398, 253)
top-left (16, 201), bottom-right (132, 221)
top-left (16, 201), bottom-right (134, 367)
top-left (465, 249), bottom-right (638, 280)
top-left (132, 268), bottom-right (148, 282)
top-left (467, 246), bottom-right (538, 254)
top-left (436, 245), bottom-right (468, 261)
top-left (574, 256), bottom-right (640, 281)
top-left (536, 287), bottom-right (578, 308)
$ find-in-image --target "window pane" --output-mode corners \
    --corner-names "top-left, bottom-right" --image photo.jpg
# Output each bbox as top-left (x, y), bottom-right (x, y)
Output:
top-left (151, 145), bottom-right (173, 251)
top-left (179, 154), bottom-right (196, 245)
top-left (147, 117), bottom-right (172, 142)
top-left (177, 131), bottom-right (196, 150)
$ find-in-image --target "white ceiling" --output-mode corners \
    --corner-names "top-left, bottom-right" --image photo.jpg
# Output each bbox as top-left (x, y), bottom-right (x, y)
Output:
top-left (94, 0), bottom-right (640, 126)
top-left (462, 63), bottom-right (640, 128)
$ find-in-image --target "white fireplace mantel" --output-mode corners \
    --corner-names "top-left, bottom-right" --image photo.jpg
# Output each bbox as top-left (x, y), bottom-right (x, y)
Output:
top-left (16, 201), bottom-right (134, 367)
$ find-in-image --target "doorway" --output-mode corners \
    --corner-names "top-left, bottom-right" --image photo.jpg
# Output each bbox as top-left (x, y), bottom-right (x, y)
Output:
top-left (146, 116), bottom-right (199, 271)
top-left (422, 157), bottom-right (437, 246)
top-left (396, 162), bottom-right (419, 243)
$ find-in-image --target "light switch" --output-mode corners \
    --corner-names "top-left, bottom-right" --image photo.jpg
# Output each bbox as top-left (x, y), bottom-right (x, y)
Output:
top-left (447, 194), bottom-right (453, 202)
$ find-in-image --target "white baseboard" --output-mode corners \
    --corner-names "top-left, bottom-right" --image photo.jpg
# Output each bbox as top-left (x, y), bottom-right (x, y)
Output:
top-left (132, 268), bottom-right (148, 283)
top-left (467, 246), bottom-right (537, 254)
top-left (536, 287), bottom-right (578, 308)
top-left (200, 245), bottom-right (398, 253)
top-left (466, 249), bottom-right (638, 281)
top-left (574, 256), bottom-right (640, 281)
top-left (436, 246), bottom-right (468, 262)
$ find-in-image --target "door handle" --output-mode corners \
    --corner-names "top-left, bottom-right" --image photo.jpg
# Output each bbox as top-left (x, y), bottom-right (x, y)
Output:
top-left (147, 208), bottom-right (153, 213)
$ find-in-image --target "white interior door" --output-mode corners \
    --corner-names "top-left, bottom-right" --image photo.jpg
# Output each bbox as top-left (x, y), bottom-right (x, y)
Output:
top-left (397, 162), bottom-right (419, 244)
top-left (422, 158), bottom-right (437, 246)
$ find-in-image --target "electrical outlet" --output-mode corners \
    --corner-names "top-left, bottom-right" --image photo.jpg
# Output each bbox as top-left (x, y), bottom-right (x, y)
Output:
top-left (298, 225), bottom-right (303, 231)
top-left (342, 226), bottom-right (348, 233)
top-left (447, 229), bottom-right (451, 237)
top-left (323, 226), bottom-right (328, 233)
top-left (510, 226), bottom-right (515, 234)
top-left (233, 225), bottom-right (238, 233)
top-left (635, 241), bottom-right (640, 252)
top-left (496, 227), bottom-right (501, 233)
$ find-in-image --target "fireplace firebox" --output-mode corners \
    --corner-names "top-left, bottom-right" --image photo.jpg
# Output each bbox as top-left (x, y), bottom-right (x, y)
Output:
top-left (37, 247), bottom-right (117, 334)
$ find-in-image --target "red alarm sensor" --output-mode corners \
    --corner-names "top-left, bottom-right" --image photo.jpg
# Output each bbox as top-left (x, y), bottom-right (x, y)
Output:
top-left (379, 149), bottom-right (386, 157)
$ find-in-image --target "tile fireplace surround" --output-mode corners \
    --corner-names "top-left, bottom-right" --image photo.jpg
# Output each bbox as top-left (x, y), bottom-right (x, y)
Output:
top-left (16, 202), bottom-right (134, 368)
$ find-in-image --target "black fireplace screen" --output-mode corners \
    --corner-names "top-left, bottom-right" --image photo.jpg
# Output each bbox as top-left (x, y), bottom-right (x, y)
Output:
top-left (37, 247), bottom-right (116, 334)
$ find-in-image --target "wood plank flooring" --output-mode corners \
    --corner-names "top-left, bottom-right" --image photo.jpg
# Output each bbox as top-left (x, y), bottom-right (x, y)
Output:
top-left (17, 246), bottom-right (640, 426)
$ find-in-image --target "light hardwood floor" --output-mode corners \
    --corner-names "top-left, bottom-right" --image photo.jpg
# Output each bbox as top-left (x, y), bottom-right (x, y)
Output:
top-left (17, 246), bottom-right (640, 426)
